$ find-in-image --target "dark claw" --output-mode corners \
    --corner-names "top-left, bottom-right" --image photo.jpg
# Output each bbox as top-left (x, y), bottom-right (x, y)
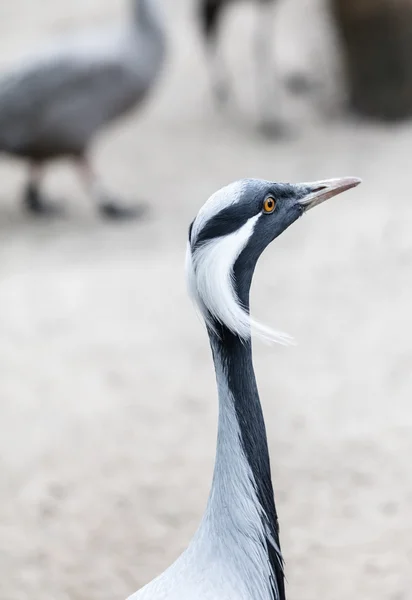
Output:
top-left (284, 73), bottom-right (315, 96)
top-left (257, 119), bottom-right (292, 140)
top-left (23, 185), bottom-right (63, 217)
top-left (99, 201), bottom-right (148, 220)
top-left (212, 81), bottom-right (230, 107)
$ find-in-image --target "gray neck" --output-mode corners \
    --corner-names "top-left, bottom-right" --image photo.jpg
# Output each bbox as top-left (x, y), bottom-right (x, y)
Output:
top-left (192, 323), bottom-right (285, 600)
top-left (132, 0), bottom-right (163, 34)
top-left (127, 0), bottom-right (165, 79)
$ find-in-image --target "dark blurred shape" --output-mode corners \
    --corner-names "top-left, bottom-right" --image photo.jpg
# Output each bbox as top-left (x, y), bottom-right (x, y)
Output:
top-left (0, 0), bottom-right (166, 219)
top-left (197, 0), bottom-right (297, 138)
top-left (331, 0), bottom-right (412, 121)
top-left (197, 0), bottom-right (234, 105)
top-left (284, 72), bottom-right (316, 96)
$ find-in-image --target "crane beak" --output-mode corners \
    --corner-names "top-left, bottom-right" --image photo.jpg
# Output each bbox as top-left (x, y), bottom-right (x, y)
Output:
top-left (299, 177), bottom-right (362, 212)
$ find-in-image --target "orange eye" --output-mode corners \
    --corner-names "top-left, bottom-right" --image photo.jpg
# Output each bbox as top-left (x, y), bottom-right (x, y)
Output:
top-left (263, 197), bottom-right (276, 213)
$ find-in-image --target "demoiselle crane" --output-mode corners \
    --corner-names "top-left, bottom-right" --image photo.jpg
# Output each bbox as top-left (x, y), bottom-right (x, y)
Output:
top-left (129, 175), bottom-right (361, 599)
top-left (0, 0), bottom-right (166, 218)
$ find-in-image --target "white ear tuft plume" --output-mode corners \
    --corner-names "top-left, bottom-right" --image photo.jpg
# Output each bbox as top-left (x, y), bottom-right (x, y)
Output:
top-left (186, 215), bottom-right (293, 345)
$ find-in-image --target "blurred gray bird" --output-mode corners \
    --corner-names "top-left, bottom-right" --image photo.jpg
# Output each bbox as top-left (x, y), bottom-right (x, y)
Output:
top-left (0, 0), bottom-right (166, 218)
top-left (128, 175), bottom-right (361, 599)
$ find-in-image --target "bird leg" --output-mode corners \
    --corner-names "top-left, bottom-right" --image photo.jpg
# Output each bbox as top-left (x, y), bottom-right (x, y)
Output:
top-left (23, 163), bottom-right (62, 216)
top-left (200, 0), bottom-right (231, 106)
top-left (77, 157), bottom-right (147, 220)
top-left (254, 1), bottom-right (288, 138)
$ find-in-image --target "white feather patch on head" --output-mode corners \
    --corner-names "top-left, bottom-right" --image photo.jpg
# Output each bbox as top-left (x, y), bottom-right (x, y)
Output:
top-left (190, 180), bottom-right (245, 245)
top-left (186, 212), bottom-right (293, 345)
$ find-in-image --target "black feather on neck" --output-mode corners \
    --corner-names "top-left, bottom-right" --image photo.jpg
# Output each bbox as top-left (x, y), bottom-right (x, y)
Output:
top-left (208, 321), bottom-right (286, 600)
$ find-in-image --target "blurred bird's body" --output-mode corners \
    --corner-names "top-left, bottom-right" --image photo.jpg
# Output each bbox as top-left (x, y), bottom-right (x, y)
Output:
top-left (197, 0), bottom-right (312, 137)
top-left (128, 175), bottom-right (361, 599)
top-left (198, 0), bottom-right (283, 136)
top-left (0, 0), bottom-right (166, 218)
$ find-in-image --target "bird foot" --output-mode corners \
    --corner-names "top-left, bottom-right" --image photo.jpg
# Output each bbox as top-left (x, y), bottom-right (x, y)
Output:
top-left (257, 119), bottom-right (292, 140)
top-left (23, 188), bottom-right (63, 217)
top-left (212, 81), bottom-right (231, 107)
top-left (284, 72), bottom-right (315, 96)
top-left (99, 201), bottom-right (148, 220)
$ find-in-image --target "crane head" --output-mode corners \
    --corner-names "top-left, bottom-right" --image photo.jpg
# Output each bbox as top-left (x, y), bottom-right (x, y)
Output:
top-left (186, 177), bottom-right (361, 344)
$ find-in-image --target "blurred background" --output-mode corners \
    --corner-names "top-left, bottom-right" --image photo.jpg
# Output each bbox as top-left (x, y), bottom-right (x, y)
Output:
top-left (0, 0), bottom-right (411, 599)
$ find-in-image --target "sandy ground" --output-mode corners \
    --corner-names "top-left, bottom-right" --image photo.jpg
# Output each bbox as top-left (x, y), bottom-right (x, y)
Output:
top-left (0, 1), bottom-right (411, 599)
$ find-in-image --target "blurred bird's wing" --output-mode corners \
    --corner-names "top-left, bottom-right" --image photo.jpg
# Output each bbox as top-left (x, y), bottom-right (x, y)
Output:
top-left (0, 47), bottom-right (143, 154)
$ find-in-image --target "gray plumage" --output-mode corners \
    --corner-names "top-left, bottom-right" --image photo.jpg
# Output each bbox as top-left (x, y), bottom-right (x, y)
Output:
top-left (0, 0), bottom-right (166, 217)
top-left (128, 176), bottom-right (361, 599)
